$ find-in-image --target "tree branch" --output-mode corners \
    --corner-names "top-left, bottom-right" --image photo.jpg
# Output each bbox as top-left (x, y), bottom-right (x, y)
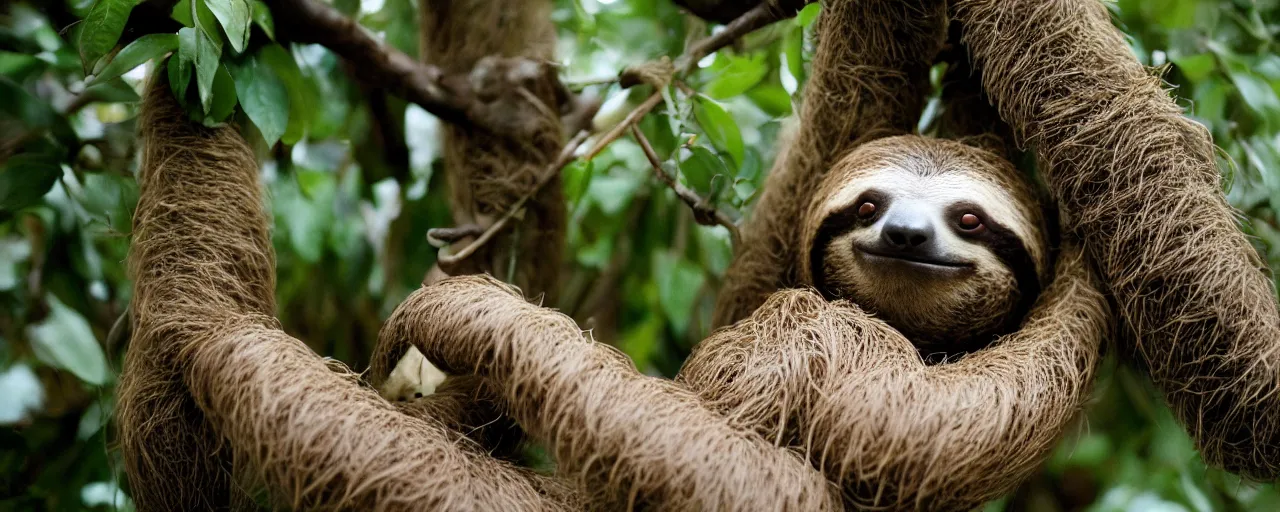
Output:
top-left (266, 0), bottom-right (471, 124)
top-left (675, 0), bottom-right (812, 73)
top-left (427, 0), bottom-right (799, 267)
top-left (631, 125), bottom-right (741, 246)
top-left (265, 0), bottom-right (600, 140)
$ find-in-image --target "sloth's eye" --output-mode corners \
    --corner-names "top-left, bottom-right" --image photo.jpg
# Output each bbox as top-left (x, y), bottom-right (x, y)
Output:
top-left (857, 201), bottom-right (877, 218)
top-left (958, 213), bottom-right (984, 231)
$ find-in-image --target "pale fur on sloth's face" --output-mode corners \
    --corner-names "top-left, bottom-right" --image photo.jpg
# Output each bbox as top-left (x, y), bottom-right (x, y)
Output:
top-left (816, 161), bottom-right (1043, 352)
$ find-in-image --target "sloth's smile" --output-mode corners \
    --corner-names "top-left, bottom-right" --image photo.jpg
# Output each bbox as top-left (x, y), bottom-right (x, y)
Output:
top-left (857, 248), bottom-right (973, 272)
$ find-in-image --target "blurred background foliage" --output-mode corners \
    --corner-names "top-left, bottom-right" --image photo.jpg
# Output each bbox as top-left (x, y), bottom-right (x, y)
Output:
top-left (0, 0), bottom-right (1277, 510)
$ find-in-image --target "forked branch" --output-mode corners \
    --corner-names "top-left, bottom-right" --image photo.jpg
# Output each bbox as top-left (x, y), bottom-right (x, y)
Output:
top-left (631, 125), bottom-right (741, 245)
top-left (432, 0), bottom-right (798, 266)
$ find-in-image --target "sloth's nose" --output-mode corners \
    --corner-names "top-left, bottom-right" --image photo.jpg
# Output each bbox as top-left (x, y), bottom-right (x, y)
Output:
top-left (881, 210), bottom-right (933, 250)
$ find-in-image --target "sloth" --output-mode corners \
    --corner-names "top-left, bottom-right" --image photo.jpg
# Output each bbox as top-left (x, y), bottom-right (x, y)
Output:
top-left (798, 135), bottom-right (1052, 353)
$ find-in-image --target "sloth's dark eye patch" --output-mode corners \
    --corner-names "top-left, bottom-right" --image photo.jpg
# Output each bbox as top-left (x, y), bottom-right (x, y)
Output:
top-left (857, 201), bottom-right (877, 218)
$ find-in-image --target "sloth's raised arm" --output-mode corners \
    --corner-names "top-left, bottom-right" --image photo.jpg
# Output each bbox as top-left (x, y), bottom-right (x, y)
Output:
top-left (118, 75), bottom-right (575, 511)
top-left (373, 276), bottom-right (841, 510)
top-left (714, 0), bottom-right (947, 326)
top-left (681, 243), bottom-right (1108, 509)
top-left (955, 0), bottom-right (1280, 479)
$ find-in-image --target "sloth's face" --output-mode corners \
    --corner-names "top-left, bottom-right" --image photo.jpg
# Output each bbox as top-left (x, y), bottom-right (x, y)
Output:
top-left (809, 139), bottom-right (1046, 353)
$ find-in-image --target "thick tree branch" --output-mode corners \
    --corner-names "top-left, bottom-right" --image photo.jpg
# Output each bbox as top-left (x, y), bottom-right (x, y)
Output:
top-left (265, 0), bottom-right (600, 140)
top-left (631, 125), bottom-right (741, 245)
top-left (266, 0), bottom-right (472, 125)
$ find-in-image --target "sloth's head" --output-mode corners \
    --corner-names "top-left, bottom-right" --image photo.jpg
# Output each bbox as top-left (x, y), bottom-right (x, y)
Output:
top-left (802, 135), bottom-right (1051, 353)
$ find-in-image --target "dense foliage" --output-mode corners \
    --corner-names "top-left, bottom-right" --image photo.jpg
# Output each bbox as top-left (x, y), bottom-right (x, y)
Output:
top-left (0, 0), bottom-right (1277, 509)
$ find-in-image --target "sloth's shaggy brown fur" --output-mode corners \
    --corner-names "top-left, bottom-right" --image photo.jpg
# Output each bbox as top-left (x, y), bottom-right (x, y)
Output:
top-left (117, 0), bottom-right (1280, 508)
top-left (117, 76), bottom-right (576, 511)
top-left (681, 243), bottom-right (1105, 509)
top-left (713, 0), bottom-right (947, 327)
top-left (955, 0), bottom-right (1280, 479)
top-left (373, 278), bottom-right (843, 510)
top-left (421, 0), bottom-right (567, 299)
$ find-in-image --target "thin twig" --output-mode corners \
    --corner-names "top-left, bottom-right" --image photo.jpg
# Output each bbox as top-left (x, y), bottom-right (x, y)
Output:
top-left (436, 130), bottom-right (592, 267)
top-left (566, 76), bottom-right (621, 89)
top-left (630, 125), bottom-right (741, 246)
top-left (426, 224), bottom-right (485, 248)
top-left (432, 1), bottom-right (790, 265)
top-left (675, 1), bottom-right (800, 74)
top-left (583, 91), bottom-right (665, 161)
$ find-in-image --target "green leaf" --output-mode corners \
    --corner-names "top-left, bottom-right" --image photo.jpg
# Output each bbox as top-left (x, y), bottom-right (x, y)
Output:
top-left (0, 77), bottom-right (77, 149)
top-left (703, 54), bottom-right (768, 99)
top-left (77, 0), bottom-right (141, 74)
top-left (81, 77), bottom-right (142, 104)
top-left (90, 33), bottom-right (179, 86)
top-left (259, 44), bottom-right (309, 144)
top-left (796, 2), bottom-right (821, 27)
top-left (653, 252), bottom-right (705, 335)
top-left (0, 153), bottom-right (62, 213)
top-left (732, 178), bottom-right (757, 206)
top-left (1171, 52), bottom-right (1214, 83)
top-left (166, 50), bottom-right (192, 102)
top-left (0, 51), bottom-right (46, 81)
top-left (172, 0), bottom-right (194, 26)
top-left (251, 0), bottom-right (275, 40)
top-left (1227, 67), bottom-right (1280, 122)
top-left (205, 0), bottom-right (252, 53)
top-left (205, 64), bottom-right (239, 125)
top-left (228, 49), bottom-right (289, 145)
top-left (680, 146), bottom-right (727, 196)
top-left (191, 0), bottom-right (225, 113)
top-left (562, 160), bottom-right (594, 211)
top-left (746, 84), bottom-right (792, 117)
top-left (693, 96), bottom-right (744, 165)
top-left (334, 0), bottom-right (361, 16)
top-left (28, 295), bottom-right (109, 386)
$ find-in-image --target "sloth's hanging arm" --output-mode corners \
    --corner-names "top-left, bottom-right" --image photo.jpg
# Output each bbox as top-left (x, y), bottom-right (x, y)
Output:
top-left (681, 243), bottom-right (1108, 510)
top-left (713, 0), bottom-right (947, 327)
top-left (955, 0), bottom-right (1280, 480)
top-left (118, 75), bottom-right (577, 511)
top-left (372, 277), bottom-right (842, 510)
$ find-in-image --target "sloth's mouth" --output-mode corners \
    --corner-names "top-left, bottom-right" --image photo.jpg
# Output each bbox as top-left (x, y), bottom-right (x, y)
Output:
top-left (857, 248), bottom-right (973, 271)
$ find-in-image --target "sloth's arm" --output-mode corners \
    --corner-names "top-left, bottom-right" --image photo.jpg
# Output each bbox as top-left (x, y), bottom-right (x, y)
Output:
top-left (375, 275), bottom-right (841, 510)
top-left (121, 75), bottom-right (572, 510)
top-left (713, 0), bottom-right (947, 327)
top-left (955, 0), bottom-right (1280, 480)
top-left (681, 244), bottom-right (1107, 510)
